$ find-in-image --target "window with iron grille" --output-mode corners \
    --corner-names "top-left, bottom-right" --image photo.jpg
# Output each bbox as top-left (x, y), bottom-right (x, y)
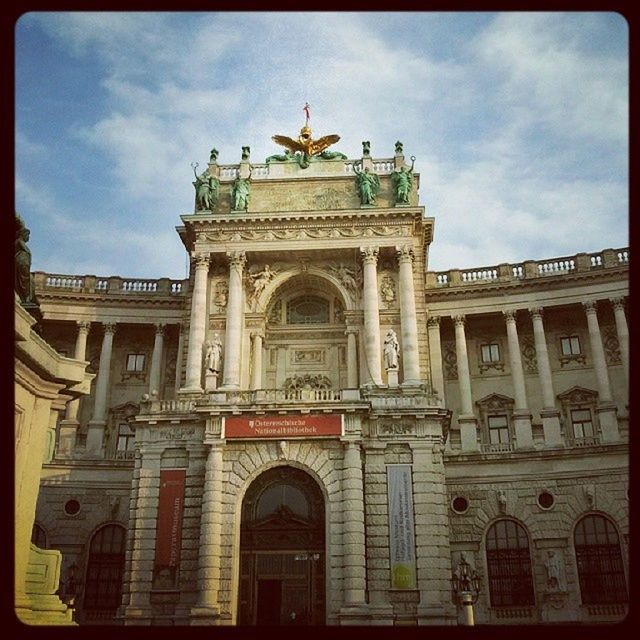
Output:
top-left (571, 409), bottom-right (594, 439)
top-left (82, 524), bottom-right (126, 615)
top-left (486, 519), bottom-right (535, 607)
top-left (488, 415), bottom-right (510, 444)
top-left (574, 515), bottom-right (627, 604)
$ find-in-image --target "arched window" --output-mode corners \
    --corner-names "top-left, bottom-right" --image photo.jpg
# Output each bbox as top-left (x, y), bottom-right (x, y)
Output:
top-left (574, 515), bottom-right (627, 604)
top-left (485, 519), bottom-right (535, 607)
top-left (31, 523), bottom-right (47, 549)
top-left (83, 524), bottom-right (126, 620)
top-left (286, 295), bottom-right (330, 324)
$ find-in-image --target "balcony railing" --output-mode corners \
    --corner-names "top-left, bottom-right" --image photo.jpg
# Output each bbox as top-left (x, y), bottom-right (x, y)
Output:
top-left (34, 273), bottom-right (188, 297)
top-left (427, 247), bottom-right (629, 289)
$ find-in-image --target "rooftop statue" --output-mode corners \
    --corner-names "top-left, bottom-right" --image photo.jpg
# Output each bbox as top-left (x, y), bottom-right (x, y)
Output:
top-left (15, 213), bottom-right (34, 303)
top-left (354, 163), bottom-right (380, 206)
top-left (209, 147), bottom-right (219, 163)
top-left (271, 104), bottom-right (343, 169)
top-left (192, 163), bottom-right (220, 212)
top-left (391, 155), bottom-right (416, 205)
top-left (232, 167), bottom-right (252, 211)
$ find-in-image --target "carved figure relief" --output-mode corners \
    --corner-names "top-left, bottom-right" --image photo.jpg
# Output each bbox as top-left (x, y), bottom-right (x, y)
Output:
top-left (521, 336), bottom-right (538, 373)
top-left (214, 281), bottom-right (228, 310)
top-left (443, 342), bottom-right (458, 379)
top-left (602, 326), bottom-right (621, 365)
top-left (292, 349), bottom-right (325, 364)
top-left (268, 300), bottom-right (282, 324)
top-left (283, 374), bottom-right (331, 391)
top-left (379, 274), bottom-right (396, 307)
top-left (544, 550), bottom-right (566, 593)
top-left (247, 264), bottom-right (278, 305)
top-left (497, 489), bottom-right (507, 514)
top-left (329, 264), bottom-right (358, 298)
top-left (334, 298), bottom-right (344, 323)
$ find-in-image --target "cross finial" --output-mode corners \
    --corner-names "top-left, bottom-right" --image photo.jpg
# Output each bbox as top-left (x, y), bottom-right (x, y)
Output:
top-left (303, 102), bottom-right (311, 125)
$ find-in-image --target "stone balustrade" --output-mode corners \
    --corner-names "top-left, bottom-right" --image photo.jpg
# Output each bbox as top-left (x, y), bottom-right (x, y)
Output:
top-left (212, 158), bottom-right (398, 181)
top-left (33, 272), bottom-right (188, 296)
top-left (427, 247), bottom-right (629, 289)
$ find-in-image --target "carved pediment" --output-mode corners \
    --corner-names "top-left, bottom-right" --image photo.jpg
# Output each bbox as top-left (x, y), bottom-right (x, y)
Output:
top-left (475, 393), bottom-right (514, 412)
top-left (109, 402), bottom-right (140, 419)
top-left (557, 385), bottom-right (599, 405)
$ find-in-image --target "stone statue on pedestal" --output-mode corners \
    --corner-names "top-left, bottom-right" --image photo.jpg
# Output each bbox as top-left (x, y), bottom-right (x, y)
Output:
top-left (383, 329), bottom-right (400, 370)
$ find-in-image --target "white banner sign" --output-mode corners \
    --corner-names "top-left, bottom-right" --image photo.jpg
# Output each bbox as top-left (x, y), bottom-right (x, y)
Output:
top-left (387, 464), bottom-right (417, 589)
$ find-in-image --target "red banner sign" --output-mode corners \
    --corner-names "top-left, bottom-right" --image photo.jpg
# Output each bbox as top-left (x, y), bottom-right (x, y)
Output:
top-left (153, 469), bottom-right (186, 589)
top-left (224, 414), bottom-right (343, 439)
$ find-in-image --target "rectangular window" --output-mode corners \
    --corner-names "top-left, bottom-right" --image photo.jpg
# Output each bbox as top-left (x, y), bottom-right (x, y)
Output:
top-left (126, 354), bottom-right (145, 372)
top-left (561, 336), bottom-right (581, 356)
top-left (488, 415), bottom-right (510, 444)
top-left (481, 343), bottom-right (501, 363)
top-left (117, 423), bottom-right (135, 451)
top-left (571, 409), bottom-right (594, 439)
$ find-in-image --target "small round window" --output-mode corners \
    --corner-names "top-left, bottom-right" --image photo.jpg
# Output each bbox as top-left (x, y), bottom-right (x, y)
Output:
top-left (64, 499), bottom-right (81, 516)
top-left (451, 496), bottom-right (469, 514)
top-left (537, 491), bottom-right (555, 510)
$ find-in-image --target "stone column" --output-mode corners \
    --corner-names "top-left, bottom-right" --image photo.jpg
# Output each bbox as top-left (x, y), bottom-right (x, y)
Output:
top-left (341, 441), bottom-right (367, 612)
top-left (174, 326), bottom-right (185, 396)
top-left (86, 322), bottom-right (116, 455)
top-left (122, 449), bottom-right (161, 621)
top-left (362, 443), bottom-right (393, 622)
top-left (250, 331), bottom-right (264, 390)
top-left (583, 301), bottom-right (619, 442)
top-left (453, 315), bottom-right (478, 451)
top-left (191, 444), bottom-right (223, 620)
top-left (345, 328), bottom-right (359, 388)
top-left (396, 245), bottom-right (421, 385)
top-left (412, 442), bottom-right (456, 625)
top-left (183, 255), bottom-right (211, 392)
top-left (360, 246), bottom-right (382, 386)
top-left (611, 297), bottom-right (629, 387)
top-left (221, 251), bottom-right (246, 389)
top-left (529, 307), bottom-right (562, 446)
top-left (148, 323), bottom-right (165, 395)
top-left (503, 310), bottom-right (533, 449)
top-left (58, 321), bottom-right (91, 456)
top-left (427, 316), bottom-right (445, 405)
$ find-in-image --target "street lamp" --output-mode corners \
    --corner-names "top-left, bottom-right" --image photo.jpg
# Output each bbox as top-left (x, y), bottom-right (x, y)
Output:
top-left (451, 553), bottom-right (481, 626)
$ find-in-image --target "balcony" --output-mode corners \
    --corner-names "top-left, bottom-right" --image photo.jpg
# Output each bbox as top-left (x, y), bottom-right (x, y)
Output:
top-left (427, 247), bottom-right (629, 290)
top-left (33, 272), bottom-right (188, 297)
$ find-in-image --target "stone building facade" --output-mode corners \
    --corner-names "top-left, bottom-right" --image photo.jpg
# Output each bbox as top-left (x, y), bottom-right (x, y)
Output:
top-left (29, 138), bottom-right (629, 626)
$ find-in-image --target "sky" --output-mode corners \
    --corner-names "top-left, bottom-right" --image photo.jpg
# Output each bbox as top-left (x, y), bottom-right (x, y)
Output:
top-left (15, 11), bottom-right (628, 281)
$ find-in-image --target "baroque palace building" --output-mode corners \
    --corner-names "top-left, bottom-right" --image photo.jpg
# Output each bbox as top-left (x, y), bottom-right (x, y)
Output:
top-left (24, 128), bottom-right (629, 626)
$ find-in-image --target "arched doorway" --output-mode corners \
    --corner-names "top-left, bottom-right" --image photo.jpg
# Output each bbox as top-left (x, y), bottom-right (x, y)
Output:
top-left (238, 466), bottom-right (325, 625)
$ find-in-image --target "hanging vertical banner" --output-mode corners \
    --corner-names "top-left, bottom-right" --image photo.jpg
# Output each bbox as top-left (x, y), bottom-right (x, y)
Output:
top-left (387, 464), bottom-right (417, 589)
top-left (153, 469), bottom-right (186, 589)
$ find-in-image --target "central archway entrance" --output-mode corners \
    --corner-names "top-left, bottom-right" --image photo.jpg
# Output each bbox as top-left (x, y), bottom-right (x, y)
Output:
top-left (238, 466), bottom-right (325, 625)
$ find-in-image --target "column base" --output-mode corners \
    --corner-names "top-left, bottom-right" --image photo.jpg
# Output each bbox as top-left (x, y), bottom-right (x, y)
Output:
top-left (179, 386), bottom-right (204, 395)
top-left (513, 410), bottom-right (534, 449)
top-left (458, 415), bottom-right (479, 451)
top-left (85, 420), bottom-right (106, 457)
top-left (540, 408), bottom-right (563, 447)
top-left (190, 605), bottom-right (221, 625)
top-left (57, 419), bottom-right (79, 457)
top-left (338, 603), bottom-right (370, 625)
top-left (596, 403), bottom-right (620, 442)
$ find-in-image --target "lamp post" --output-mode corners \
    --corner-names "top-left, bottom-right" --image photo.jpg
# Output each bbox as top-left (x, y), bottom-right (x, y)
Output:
top-left (451, 553), bottom-right (481, 626)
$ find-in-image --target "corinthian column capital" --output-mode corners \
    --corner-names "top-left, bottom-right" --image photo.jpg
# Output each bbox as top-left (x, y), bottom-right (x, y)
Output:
top-left (528, 306), bottom-right (544, 320)
top-left (610, 296), bottom-right (626, 311)
top-left (77, 320), bottom-right (91, 334)
top-left (359, 246), bottom-right (379, 265)
top-left (227, 250), bottom-right (247, 270)
top-left (192, 253), bottom-right (211, 269)
top-left (396, 244), bottom-right (415, 263)
top-left (103, 322), bottom-right (117, 335)
top-left (582, 300), bottom-right (598, 315)
top-left (154, 323), bottom-right (166, 336)
top-left (453, 314), bottom-right (466, 327)
top-left (427, 315), bottom-right (441, 328)
top-left (503, 309), bottom-right (518, 323)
